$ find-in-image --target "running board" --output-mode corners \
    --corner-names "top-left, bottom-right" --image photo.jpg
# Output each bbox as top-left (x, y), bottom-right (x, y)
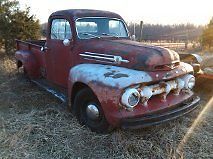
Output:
top-left (31, 80), bottom-right (67, 102)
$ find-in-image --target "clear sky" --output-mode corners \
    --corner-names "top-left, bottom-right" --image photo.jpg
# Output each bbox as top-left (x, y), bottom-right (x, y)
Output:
top-left (18, 0), bottom-right (213, 25)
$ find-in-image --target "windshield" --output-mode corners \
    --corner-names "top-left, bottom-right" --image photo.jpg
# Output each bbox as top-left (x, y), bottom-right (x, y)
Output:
top-left (76, 17), bottom-right (129, 39)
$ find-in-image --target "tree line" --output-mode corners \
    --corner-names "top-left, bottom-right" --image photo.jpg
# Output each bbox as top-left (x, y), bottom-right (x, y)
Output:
top-left (128, 22), bottom-right (204, 42)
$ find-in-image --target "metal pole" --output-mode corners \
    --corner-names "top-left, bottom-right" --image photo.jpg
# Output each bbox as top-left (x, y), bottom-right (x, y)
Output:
top-left (133, 23), bottom-right (136, 36)
top-left (139, 21), bottom-right (143, 42)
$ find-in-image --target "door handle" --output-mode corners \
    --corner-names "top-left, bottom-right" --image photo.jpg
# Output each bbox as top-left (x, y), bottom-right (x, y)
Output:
top-left (41, 46), bottom-right (50, 52)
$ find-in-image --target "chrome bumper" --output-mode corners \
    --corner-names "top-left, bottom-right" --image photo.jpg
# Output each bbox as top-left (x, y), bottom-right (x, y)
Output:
top-left (121, 95), bottom-right (200, 129)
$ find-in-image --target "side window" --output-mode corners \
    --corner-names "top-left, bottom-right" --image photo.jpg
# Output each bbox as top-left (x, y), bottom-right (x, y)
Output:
top-left (51, 19), bottom-right (72, 40)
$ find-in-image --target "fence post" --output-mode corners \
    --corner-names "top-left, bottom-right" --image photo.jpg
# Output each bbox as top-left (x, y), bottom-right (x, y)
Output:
top-left (139, 21), bottom-right (143, 42)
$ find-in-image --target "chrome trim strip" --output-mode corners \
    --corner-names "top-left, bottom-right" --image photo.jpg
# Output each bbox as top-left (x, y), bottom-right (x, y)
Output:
top-left (84, 51), bottom-right (114, 57)
top-left (80, 53), bottom-right (115, 61)
top-left (80, 51), bottom-right (129, 64)
top-left (119, 58), bottom-right (130, 63)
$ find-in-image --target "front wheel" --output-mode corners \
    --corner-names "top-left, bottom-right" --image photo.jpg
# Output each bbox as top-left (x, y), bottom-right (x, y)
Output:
top-left (73, 88), bottom-right (112, 133)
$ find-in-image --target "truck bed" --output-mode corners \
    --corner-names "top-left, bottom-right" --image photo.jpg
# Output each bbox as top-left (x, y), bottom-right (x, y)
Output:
top-left (15, 39), bottom-right (47, 79)
top-left (27, 40), bottom-right (46, 47)
top-left (15, 39), bottom-right (69, 103)
top-left (16, 39), bottom-right (46, 51)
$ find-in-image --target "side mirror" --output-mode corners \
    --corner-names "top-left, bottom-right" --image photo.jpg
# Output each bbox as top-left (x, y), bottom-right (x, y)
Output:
top-left (131, 35), bottom-right (136, 41)
top-left (63, 39), bottom-right (70, 46)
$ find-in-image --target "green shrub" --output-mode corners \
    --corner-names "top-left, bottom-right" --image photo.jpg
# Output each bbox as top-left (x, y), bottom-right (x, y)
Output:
top-left (0, 0), bottom-right (40, 54)
top-left (201, 17), bottom-right (213, 50)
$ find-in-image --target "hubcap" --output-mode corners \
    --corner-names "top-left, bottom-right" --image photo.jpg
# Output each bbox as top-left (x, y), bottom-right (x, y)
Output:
top-left (86, 104), bottom-right (100, 120)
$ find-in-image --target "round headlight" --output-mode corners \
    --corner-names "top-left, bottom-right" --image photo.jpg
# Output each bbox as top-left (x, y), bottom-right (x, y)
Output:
top-left (181, 74), bottom-right (195, 89)
top-left (121, 88), bottom-right (140, 109)
top-left (188, 76), bottom-right (195, 89)
top-left (176, 78), bottom-right (185, 90)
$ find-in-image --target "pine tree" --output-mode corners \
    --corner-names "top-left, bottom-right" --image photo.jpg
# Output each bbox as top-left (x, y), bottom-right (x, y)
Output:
top-left (0, 0), bottom-right (40, 54)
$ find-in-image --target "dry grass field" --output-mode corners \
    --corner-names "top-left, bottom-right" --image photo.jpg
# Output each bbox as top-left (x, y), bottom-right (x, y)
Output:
top-left (0, 53), bottom-right (212, 159)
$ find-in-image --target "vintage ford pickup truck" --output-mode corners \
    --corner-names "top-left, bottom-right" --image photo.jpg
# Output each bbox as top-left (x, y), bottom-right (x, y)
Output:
top-left (15, 9), bottom-right (200, 133)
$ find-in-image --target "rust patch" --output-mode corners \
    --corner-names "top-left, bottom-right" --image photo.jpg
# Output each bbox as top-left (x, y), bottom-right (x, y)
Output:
top-left (104, 72), bottom-right (115, 77)
top-left (104, 71), bottom-right (129, 78)
top-left (112, 73), bottom-right (129, 78)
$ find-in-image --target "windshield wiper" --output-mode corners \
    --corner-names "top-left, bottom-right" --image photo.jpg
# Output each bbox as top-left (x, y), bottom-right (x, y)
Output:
top-left (80, 33), bottom-right (101, 39)
top-left (101, 33), bottom-right (119, 38)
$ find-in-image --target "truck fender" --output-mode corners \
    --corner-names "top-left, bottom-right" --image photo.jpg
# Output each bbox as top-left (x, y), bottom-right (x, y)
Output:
top-left (179, 53), bottom-right (202, 74)
top-left (67, 64), bottom-right (153, 123)
top-left (179, 53), bottom-right (202, 64)
top-left (69, 64), bottom-right (153, 90)
top-left (15, 50), bottom-right (40, 78)
top-left (191, 54), bottom-right (202, 63)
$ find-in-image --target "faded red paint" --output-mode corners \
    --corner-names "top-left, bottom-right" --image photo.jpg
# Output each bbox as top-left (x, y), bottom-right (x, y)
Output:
top-left (15, 9), bottom-right (199, 129)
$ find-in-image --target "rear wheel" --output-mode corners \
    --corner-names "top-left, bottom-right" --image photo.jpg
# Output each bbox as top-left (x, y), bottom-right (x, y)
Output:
top-left (17, 61), bottom-right (28, 79)
top-left (73, 88), bottom-right (112, 133)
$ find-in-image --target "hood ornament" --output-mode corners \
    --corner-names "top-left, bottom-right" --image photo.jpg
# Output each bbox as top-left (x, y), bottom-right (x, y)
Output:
top-left (114, 56), bottom-right (129, 64)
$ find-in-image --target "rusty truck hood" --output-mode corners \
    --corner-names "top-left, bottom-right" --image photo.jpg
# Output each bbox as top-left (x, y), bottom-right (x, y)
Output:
top-left (78, 39), bottom-right (180, 71)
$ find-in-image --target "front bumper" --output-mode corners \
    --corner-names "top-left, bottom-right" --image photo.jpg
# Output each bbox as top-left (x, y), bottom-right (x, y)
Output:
top-left (121, 95), bottom-right (200, 129)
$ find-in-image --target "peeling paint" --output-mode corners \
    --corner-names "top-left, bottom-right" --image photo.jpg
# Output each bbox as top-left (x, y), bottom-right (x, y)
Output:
top-left (70, 64), bottom-right (153, 89)
top-left (104, 71), bottom-right (129, 78)
top-left (112, 73), bottom-right (129, 79)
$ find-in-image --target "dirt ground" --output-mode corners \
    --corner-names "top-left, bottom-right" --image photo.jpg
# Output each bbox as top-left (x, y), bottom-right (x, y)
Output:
top-left (0, 55), bottom-right (212, 159)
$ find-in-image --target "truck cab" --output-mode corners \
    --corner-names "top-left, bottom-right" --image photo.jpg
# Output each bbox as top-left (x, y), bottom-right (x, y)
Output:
top-left (15, 9), bottom-right (200, 133)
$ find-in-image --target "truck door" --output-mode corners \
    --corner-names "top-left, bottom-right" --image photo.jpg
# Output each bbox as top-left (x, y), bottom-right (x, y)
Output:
top-left (45, 18), bottom-right (73, 87)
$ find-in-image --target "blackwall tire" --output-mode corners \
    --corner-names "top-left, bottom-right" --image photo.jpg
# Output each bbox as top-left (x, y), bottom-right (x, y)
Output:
top-left (73, 88), bottom-right (112, 133)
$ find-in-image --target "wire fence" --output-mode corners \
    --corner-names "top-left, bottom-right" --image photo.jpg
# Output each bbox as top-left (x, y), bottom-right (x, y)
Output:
top-left (143, 41), bottom-right (201, 51)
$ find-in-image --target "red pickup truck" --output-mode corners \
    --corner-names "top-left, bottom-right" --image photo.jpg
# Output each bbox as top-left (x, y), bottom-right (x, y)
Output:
top-left (15, 9), bottom-right (200, 133)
